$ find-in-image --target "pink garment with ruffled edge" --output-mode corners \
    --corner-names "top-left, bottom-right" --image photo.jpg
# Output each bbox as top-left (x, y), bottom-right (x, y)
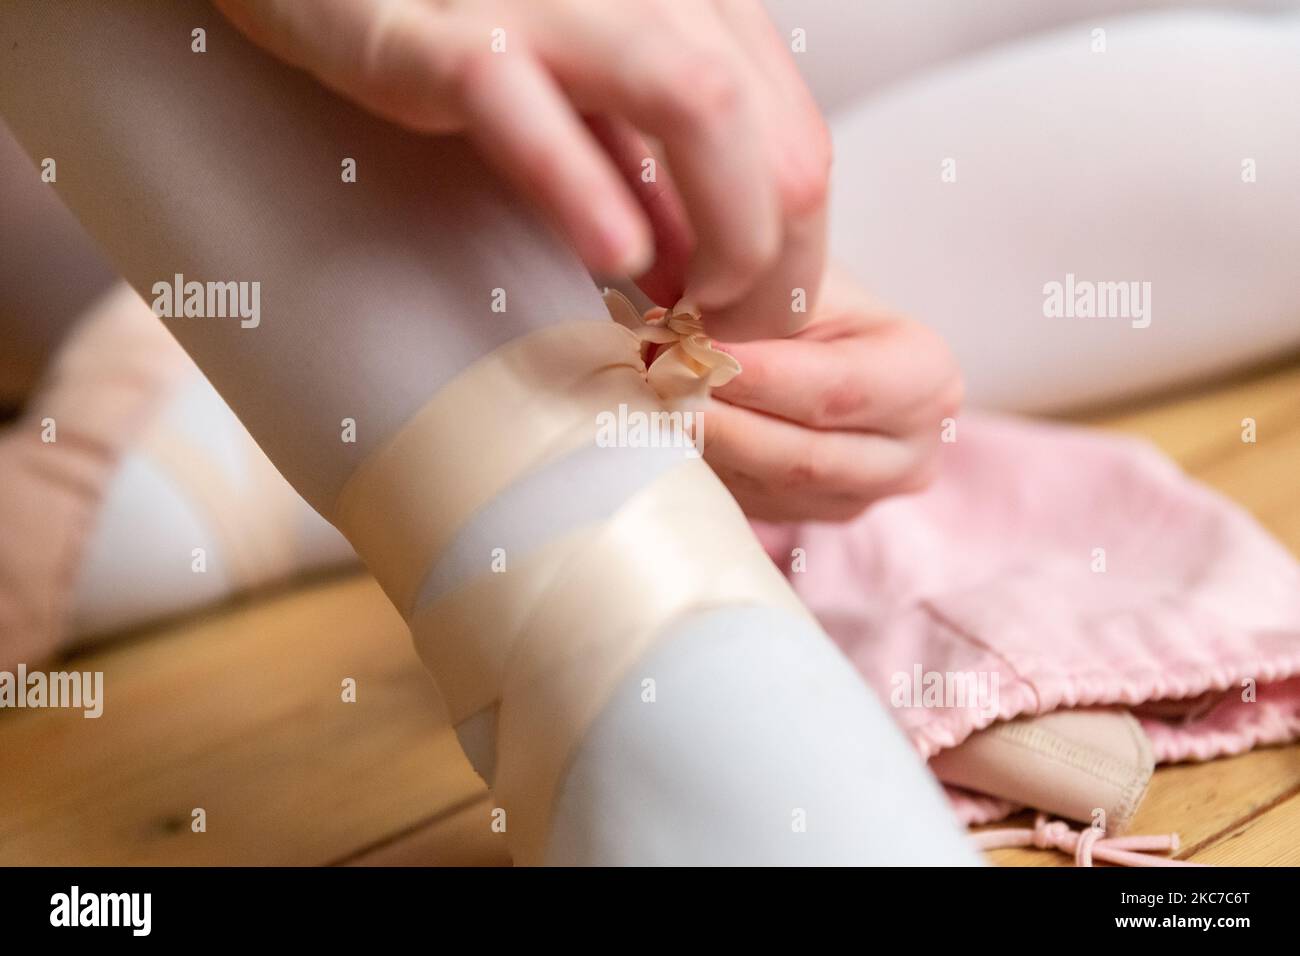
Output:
top-left (752, 413), bottom-right (1300, 825)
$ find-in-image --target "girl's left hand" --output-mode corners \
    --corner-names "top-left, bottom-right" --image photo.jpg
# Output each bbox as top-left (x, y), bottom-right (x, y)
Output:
top-left (704, 263), bottom-right (964, 522)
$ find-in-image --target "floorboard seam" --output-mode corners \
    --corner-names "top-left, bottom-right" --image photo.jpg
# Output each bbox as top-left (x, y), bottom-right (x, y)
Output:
top-left (325, 792), bottom-right (491, 866)
top-left (1179, 782), bottom-right (1300, 860)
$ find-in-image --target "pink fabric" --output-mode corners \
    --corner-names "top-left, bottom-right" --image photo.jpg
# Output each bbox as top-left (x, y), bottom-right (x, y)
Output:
top-left (753, 413), bottom-right (1300, 824)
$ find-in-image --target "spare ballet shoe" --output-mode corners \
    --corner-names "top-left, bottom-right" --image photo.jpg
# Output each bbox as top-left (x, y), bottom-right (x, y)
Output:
top-left (931, 708), bottom-right (1155, 833)
top-left (0, 282), bottom-right (355, 667)
top-left (0, 282), bottom-right (188, 668)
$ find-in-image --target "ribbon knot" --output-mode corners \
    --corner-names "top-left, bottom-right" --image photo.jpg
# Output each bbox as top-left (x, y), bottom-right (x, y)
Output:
top-left (602, 288), bottom-right (741, 402)
top-left (974, 813), bottom-right (1200, 867)
top-left (1031, 818), bottom-right (1074, 851)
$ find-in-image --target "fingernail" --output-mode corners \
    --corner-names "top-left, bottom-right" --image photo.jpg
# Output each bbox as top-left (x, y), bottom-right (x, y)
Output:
top-left (598, 212), bottom-right (653, 277)
top-left (618, 237), bottom-right (654, 278)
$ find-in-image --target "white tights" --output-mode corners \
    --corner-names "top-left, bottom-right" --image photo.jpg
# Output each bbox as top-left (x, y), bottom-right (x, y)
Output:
top-left (769, 0), bottom-right (1300, 410)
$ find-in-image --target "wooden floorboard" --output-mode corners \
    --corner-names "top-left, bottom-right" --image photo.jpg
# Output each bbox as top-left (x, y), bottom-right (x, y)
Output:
top-left (1190, 789), bottom-right (1300, 866)
top-left (0, 576), bottom-right (486, 865)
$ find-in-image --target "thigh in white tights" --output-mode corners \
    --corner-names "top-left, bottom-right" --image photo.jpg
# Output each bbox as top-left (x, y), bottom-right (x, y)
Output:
top-left (764, 0), bottom-right (1300, 410)
top-left (832, 10), bottom-right (1300, 411)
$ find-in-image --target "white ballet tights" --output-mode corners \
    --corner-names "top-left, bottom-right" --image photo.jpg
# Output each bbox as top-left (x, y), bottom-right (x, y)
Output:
top-left (762, 0), bottom-right (1299, 113)
top-left (761, 0), bottom-right (1300, 410)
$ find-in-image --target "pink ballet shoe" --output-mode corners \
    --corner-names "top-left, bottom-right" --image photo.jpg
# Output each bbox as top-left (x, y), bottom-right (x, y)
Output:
top-left (0, 283), bottom-right (190, 668)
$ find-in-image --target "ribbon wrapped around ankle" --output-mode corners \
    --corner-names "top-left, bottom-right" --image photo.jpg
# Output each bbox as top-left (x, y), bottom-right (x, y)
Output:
top-left (332, 290), bottom-right (809, 864)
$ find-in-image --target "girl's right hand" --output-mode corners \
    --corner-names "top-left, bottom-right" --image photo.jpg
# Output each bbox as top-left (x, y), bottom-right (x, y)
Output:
top-left (214, 0), bottom-right (832, 341)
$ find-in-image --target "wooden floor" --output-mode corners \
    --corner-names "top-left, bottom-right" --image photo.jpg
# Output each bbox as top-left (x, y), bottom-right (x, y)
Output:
top-left (2, 358), bottom-right (1298, 867)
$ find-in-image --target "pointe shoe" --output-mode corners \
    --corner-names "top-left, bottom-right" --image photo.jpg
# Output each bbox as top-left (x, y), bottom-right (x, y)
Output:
top-left (0, 282), bottom-right (355, 667)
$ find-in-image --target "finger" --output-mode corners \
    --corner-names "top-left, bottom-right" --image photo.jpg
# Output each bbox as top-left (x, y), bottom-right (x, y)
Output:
top-left (712, 321), bottom-right (963, 434)
top-left (710, 0), bottom-right (832, 219)
top-left (532, 12), bottom-right (785, 317)
top-left (701, 398), bottom-right (924, 506)
top-left (696, 205), bottom-right (826, 342)
top-left (692, 0), bottom-right (833, 340)
top-left (214, 0), bottom-right (462, 132)
top-left (713, 463), bottom-right (886, 523)
top-left (459, 49), bottom-right (654, 275)
top-left (585, 116), bottom-right (693, 303)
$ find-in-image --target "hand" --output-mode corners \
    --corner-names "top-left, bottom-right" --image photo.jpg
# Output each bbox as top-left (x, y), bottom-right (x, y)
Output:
top-left (214, 0), bottom-right (831, 340)
top-left (704, 263), bottom-right (964, 522)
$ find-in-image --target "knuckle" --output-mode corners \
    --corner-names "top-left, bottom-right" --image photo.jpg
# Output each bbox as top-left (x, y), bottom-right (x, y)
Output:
top-left (780, 439), bottom-right (834, 493)
top-left (916, 326), bottom-right (964, 419)
top-left (809, 374), bottom-right (865, 428)
top-left (448, 45), bottom-right (499, 104)
top-left (781, 457), bottom-right (819, 492)
top-left (715, 223), bottom-right (781, 286)
top-left (776, 123), bottom-right (833, 216)
top-left (935, 368), bottom-right (965, 420)
top-left (892, 318), bottom-right (964, 421)
top-left (516, 136), bottom-right (572, 195)
top-left (349, 12), bottom-right (462, 131)
top-left (896, 455), bottom-right (941, 495)
top-left (364, 3), bottom-right (458, 90)
top-left (812, 117), bottom-right (835, 176)
top-left (639, 50), bottom-right (744, 130)
top-left (678, 56), bottom-right (744, 123)
top-left (780, 165), bottom-right (830, 218)
top-left (359, 3), bottom-right (405, 77)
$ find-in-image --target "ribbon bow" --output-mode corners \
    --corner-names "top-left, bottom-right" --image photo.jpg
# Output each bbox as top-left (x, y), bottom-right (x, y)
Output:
top-left (973, 814), bottom-right (1203, 867)
top-left (603, 288), bottom-right (741, 403)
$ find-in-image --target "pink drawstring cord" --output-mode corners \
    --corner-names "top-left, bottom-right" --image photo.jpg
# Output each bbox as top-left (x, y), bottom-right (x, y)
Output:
top-left (972, 814), bottom-right (1205, 867)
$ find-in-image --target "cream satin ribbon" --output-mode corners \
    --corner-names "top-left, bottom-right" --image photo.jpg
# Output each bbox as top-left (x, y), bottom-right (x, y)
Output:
top-left (334, 291), bottom-right (809, 864)
top-left (601, 288), bottom-right (741, 403)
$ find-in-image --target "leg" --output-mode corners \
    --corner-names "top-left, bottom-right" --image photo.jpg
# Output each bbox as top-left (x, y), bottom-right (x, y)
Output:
top-left (0, 0), bottom-right (974, 863)
top-left (761, 0), bottom-right (1300, 114)
top-left (820, 9), bottom-right (1300, 410)
top-left (0, 123), bottom-right (116, 408)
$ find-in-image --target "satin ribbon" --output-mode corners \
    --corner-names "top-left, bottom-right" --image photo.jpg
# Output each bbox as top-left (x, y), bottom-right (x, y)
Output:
top-left (333, 291), bottom-right (809, 864)
top-left (603, 289), bottom-right (740, 403)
